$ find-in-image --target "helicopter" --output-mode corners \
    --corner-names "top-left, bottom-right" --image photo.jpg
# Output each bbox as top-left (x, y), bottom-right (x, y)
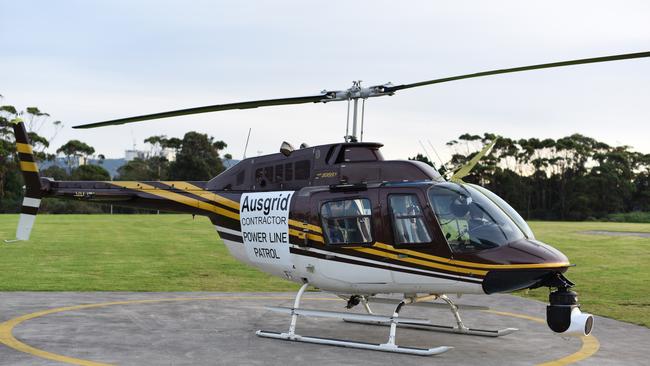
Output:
top-left (6, 50), bottom-right (650, 356)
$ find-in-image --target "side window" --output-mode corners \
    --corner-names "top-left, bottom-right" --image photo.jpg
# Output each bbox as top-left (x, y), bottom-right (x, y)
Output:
top-left (389, 194), bottom-right (432, 245)
top-left (284, 162), bottom-right (293, 180)
top-left (321, 198), bottom-right (373, 245)
top-left (275, 164), bottom-right (284, 182)
top-left (255, 168), bottom-right (266, 187)
top-left (295, 160), bottom-right (310, 180)
top-left (264, 166), bottom-right (274, 182)
top-left (236, 170), bottom-right (245, 186)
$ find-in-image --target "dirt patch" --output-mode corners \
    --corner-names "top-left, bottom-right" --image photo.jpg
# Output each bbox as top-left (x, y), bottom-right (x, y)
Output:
top-left (581, 230), bottom-right (650, 238)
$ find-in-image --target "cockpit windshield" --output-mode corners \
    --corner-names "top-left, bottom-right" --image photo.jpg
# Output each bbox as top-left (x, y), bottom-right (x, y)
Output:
top-left (468, 183), bottom-right (535, 239)
top-left (427, 182), bottom-right (525, 253)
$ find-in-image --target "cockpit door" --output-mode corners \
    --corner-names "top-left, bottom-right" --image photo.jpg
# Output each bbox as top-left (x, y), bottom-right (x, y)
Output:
top-left (379, 187), bottom-right (460, 289)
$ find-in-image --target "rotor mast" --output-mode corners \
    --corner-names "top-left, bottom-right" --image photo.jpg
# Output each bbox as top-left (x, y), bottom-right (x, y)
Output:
top-left (324, 80), bottom-right (395, 142)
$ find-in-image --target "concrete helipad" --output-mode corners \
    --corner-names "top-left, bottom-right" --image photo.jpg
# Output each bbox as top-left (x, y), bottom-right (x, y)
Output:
top-left (0, 292), bottom-right (647, 365)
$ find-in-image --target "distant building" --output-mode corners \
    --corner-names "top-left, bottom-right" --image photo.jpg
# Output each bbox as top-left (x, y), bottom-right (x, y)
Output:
top-left (125, 148), bottom-right (176, 162)
top-left (159, 148), bottom-right (176, 162)
top-left (125, 149), bottom-right (146, 161)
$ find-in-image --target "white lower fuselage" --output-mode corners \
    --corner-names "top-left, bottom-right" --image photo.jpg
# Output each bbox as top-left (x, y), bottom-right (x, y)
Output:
top-left (218, 226), bottom-right (484, 295)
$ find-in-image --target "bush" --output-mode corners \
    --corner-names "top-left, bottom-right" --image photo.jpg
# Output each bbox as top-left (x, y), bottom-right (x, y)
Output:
top-left (606, 211), bottom-right (650, 223)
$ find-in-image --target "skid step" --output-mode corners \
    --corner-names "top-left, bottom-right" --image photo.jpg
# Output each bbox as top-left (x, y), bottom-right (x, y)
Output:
top-left (256, 330), bottom-right (452, 356)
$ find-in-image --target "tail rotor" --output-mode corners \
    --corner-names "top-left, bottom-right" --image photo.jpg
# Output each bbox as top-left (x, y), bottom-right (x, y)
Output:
top-left (5, 118), bottom-right (44, 242)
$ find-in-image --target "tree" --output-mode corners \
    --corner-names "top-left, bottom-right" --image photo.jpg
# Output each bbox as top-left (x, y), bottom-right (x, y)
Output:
top-left (41, 166), bottom-right (69, 180)
top-left (116, 158), bottom-right (158, 181)
top-left (436, 131), bottom-right (650, 220)
top-left (144, 135), bottom-right (167, 156)
top-left (71, 165), bottom-right (110, 181)
top-left (56, 140), bottom-right (95, 172)
top-left (0, 100), bottom-right (63, 212)
top-left (163, 137), bottom-right (182, 151)
top-left (169, 132), bottom-right (225, 180)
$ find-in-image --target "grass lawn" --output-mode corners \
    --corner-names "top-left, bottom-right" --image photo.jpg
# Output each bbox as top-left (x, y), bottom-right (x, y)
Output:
top-left (0, 215), bottom-right (648, 327)
top-left (522, 221), bottom-right (650, 328)
top-left (0, 214), bottom-right (297, 292)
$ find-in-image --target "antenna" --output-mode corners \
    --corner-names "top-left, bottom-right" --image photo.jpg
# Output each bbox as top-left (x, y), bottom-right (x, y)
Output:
top-left (243, 128), bottom-right (252, 159)
top-left (418, 140), bottom-right (436, 169)
top-left (360, 98), bottom-right (366, 142)
top-left (427, 139), bottom-right (445, 168)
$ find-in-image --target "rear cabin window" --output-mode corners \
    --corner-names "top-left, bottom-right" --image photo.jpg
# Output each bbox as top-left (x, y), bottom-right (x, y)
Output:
top-left (389, 194), bottom-right (432, 245)
top-left (264, 166), bottom-right (274, 182)
top-left (284, 163), bottom-right (293, 180)
top-left (294, 160), bottom-right (310, 180)
top-left (321, 198), bottom-right (373, 245)
top-left (275, 164), bottom-right (284, 182)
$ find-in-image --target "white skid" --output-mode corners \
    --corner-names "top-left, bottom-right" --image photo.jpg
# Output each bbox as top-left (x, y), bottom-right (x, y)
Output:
top-left (256, 330), bottom-right (452, 356)
top-left (401, 323), bottom-right (518, 337)
top-left (266, 306), bottom-right (432, 325)
top-left (344, 319), bottom-right (518, 337)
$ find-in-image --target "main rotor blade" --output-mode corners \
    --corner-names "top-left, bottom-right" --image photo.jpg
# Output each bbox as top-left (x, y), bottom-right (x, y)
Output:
top-left (385, 51), bottom-right (650, 93)
top-left (73, 94), bottom-right (328, 129)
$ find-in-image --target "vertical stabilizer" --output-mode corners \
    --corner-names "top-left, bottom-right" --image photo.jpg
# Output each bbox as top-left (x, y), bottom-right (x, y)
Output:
top-left (7, 119), bottom-right (43, 241)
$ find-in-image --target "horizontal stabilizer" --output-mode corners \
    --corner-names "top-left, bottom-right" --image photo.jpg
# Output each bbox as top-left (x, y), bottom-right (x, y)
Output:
top-left (265, 306), bottom-right (432, 325)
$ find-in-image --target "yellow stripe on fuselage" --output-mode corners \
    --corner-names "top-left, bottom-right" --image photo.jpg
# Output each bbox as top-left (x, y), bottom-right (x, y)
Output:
top-left (288, 228), bottom-right (567, 274)
top-left (16, 143), bottom-right (33, 154)
top-left (373, 242), bottom-right (570, 270)
top-left (109, 181), bottom-right (240, 220)
top-left (289, 228), bottom-right (325, 243)
top-left (355, 247), bottom-right (488, 276)
top-left (164, 181), bottom-right (242, 211)
top-left (288, 219), bottom-right (323, 234)
top-left (19, 161), bottom-right (38, 172)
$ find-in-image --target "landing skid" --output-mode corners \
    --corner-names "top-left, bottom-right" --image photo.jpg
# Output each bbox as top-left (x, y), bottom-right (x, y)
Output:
top-left (348, 294), bottom-right (517, 338)
top-left (256, 283), bottom-right (453, 356)
top-left (343, 319), bottom-right (518, 337)
top-left (256, 330), bottom-right (452, 356)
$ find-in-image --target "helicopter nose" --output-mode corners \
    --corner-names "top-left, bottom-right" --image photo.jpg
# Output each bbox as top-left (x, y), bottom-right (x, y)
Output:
top-left (481, 239), bottom-right (570, 294)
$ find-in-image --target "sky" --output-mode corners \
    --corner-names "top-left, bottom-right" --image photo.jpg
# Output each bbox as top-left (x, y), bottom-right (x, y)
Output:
top-left (1, 1), bottom-right (649, 161)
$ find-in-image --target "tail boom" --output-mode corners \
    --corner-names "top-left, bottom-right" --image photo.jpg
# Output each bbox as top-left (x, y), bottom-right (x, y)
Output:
top-left (8, 119), bottom-right (232, 240)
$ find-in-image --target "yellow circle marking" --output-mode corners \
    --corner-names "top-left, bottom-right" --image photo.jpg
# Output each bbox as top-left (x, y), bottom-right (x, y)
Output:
top-left (0, 296), bottom-right (599, 366)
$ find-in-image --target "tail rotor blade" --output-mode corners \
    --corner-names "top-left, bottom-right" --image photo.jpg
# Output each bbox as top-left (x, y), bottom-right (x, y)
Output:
top-left (6, 119), bottom-right (44, 242)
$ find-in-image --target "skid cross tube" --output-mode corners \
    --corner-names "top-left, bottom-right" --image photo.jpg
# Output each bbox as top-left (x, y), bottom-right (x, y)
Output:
top-left (257, 288), bottom-right (452, 356)
top-left (347, 294), bottom-right (519, 338)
